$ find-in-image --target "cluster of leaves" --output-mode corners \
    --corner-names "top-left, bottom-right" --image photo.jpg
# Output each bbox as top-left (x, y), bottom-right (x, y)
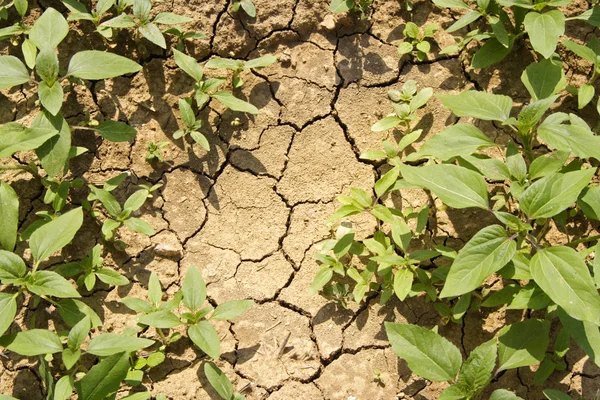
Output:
top-left (314, 27), bottom-right (600, 393)
top-left (397, 22), bottom-right (439, 61)
top-left (432, 0), bottom-right (600, 70)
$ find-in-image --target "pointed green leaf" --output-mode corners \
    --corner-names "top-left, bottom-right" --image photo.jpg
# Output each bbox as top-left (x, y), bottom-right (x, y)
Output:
top-left (438, 90), bottom-right (512, 122)
top-left (173, 49), bottom-right (203, 81)
top-left (385, 322), bottom-right (462, 382)
top-left (393, 268), bottom-right (413, 301)
top-left (519, 169), bottom-right (596, 219)
top-left (29, 7), bottom-right (69, 49)
top-left (524, 11), bottom-right (565, 59)
top-left (182, 266), bottom-right (206, 311)
top-left (188, 321), bottom-right (220, 359)
top-left (29, 207), bottom-right (83, 264)
top-left (212, 91), bottom-right (258, 114)
top-left (74, 352), bottom-right (129, 400)
top-left (531, 246), bottom-right (600, 326)
top-left (0, 183), bottom-right (18, 252)
top-left (67, 51), bottom-right (142, 80)
top-left (456, 339), bottom-right (497, 395)
top-left (0, 55), bottom-right (30, 90)
top-left (153, 12), bottom-right (193, 25)
top-left (415, 124), bottom-right (494, 161)
top-left (139, 23), bottom-right (166, 49)
top-left (401, 164), bottom-right (488, 209)
top-left (27, 270), bottom-right (81, 298)
top-left (124, 189), bottom-right (149, 213)
top-left (0, 123), bottom-right (58, 158)
top-left (211, 300), bottom-right (252, 320)
top-left (138, 310), bottom-right (181, 328)
top-left (371, 115), bottom-right (402, 132)
top-left (204, 362), bottom-right (234, 400)
top-left (86, 333), bottom-right (154, 356)
top-left (38, 81), bottom-right (64, 116)
top-left (472, 38), bottom-right (513, 69)
top-left (521, 58), bottom-right (566, 101)
top-left (441, 225), bottom-right (516, 298)
top-left (32, 111), bottom-right (71, 178)
top-left (95, 120), bottom-right (137, 142)
top-left (490, 389), bottom-right (525, 400)
top-left (497, 319), bottom-right (550, 371)
top-left (0, 294), bottom-right (16, 336)
top-left (0, 329), bottom-right (62, 356)
top-left (558, 307), bottom-right (600, 367)
top-left (124, 217), bottom-right (154, 235)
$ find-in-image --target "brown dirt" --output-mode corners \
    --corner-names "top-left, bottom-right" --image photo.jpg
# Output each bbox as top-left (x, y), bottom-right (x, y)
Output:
top-left (1, 0), bottom-right (599, 399)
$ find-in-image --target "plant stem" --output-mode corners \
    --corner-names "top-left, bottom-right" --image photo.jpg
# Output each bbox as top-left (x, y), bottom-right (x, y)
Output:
top-left (567, 235), bottom-right (600, 248)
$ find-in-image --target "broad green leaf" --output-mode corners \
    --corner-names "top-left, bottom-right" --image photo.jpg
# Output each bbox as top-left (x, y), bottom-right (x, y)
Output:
top-left (506, 142), bottom-right (527, 182)
top-left (190, 131), bottom-right (209, 150)
top-left (95, 268), bottom-right (129, 286)
top-left (400, 164), bottom-right (488, 209)
top-left (121, 297), bottom-right (153, 313)
top-left (211, 300), bottom-right (253, 320)
top-left (472, 38), bottom-right (513, 69)
top-left (456, 339), bottom-right (497, 395)
top-left (519, 169), bottom-right (596, 219)
top-left (38, 81), bottom-right (64, 116)
top-left (96, 0), bottom-right (115, 15)
top-left (95, 120), bottom-right (137, 142)
top-left (0, 123), bottom-right (58, 158)
top-left (309, 267), bottom-right (333, 294)
top-left (91, 187), bottom-right (121, 217)
top-left (414, 124), bottom-right (494, 161)
top-left (32, 111), bottom-right (71, 178)
top-left (57, 299), bottom-right (102, 327)
top-left (538, 114), bottom-right (600, 160)
top-left (21, 39), bottom-right (37, 69)
top-left (385, 322), bottom-right (462, 381)
top-left (0, 251), bottom-right (26, 282)
top-left (529, 151), bottom-right (568, 180)
top-left (0, 183), bottom-right (18, 251)
top-left (0, 55), bottom-right (30, 90)
top-left (153, 12), bottom-right (193, 25)
top-left (524, 11), bottom-right (565, 59)
top-left (240, 0), bottom-right (257, 17)
top-left (86, 333), bottom-right (154, 356)
top-left (459, 154), bottom-right (511, 181)
top-left (148, 271), bottom-right (162, 306)
top-left (330, 0), bottom-right (353, 13)
top-left (438, 90), bottom-right (512, 121)
top-left (133, 0), bottom-right (151, 20)
top-left (29, 207), bottom-right (83, 264)
top-left (562, 39), bottom-right (596, 63)
top-left (36, 47), bottom-right (59, 85)
top-left (212, 91), bottom-right (258, 114)
top-left (0, 294), bottom-right (16, 336)
top-left (490, 389), bottom-right (525, 400)
top-left (497, 319), bottom-right (550, 371)
top-left (139, 23), bottom-right (166, 49)
top-left (182, 266), bottom-right (206, 311)
top-left (521, 59), bottom-right (566, 101)
top-left (245, 55), bottom-right (278, 69)
top-left (124, 189), bottom-right (149, 213)
top-left (138, 310), bottom-right (181, 328)
top-left (579, 186), bottom-right (600, 220)
top-left (397, 42), bottom-right (414, 55)
top-left (375, 166), bottom-right (400, 197)
top-left (543, 389), bottom-right (573, 400)
top-left (371, 115), bottom-right (402, 132)
top-left (204, 362), bottom-right (233, 400)
top-left (27, 270), bottom-right (80, 298)
top-left (205, 57), bottom-right (244, 70)
top-left (29, 8), bottom-right (69, 49)
top-left (532, 246), bottom-right (600, 325)
top-left (67, 51), bottom-right (142, 80)
top-left (173, 49), bottom-right (203, 81)
top-left (0, 329), bottom-right (62, 356)
top-left (578, 84), bottom-right (595, 109)
top-left (179, 98), bottom-right (195, 128)
top-left (558, 307), bottom-right (600, 367)
top-left (441, 225), bottom-right (516, 298)
top-left (439, 385), bottom-right (469, 400)
top-left (481, 284), bottom-right (520, 307)
top-left (506, 282), bottom-right (551, 310)
top-left (100, 14), bottom-right (136, 28)
top-left (391, 217), bottom-right (411, 252)
top-left (75, 352), bottom-right (129, 400)
top-left (394, 268), bottom-right (413, 301)
top-left (124, 217), bottom-right (154, 235)
top-left (571, 7), bottom-right (600, 26)
top-left (54, 376), bottom-right (73, 400)
top-left (188, 321), bottom-right (220, 359)
top-left (67, 316), bottom-right (91, 350)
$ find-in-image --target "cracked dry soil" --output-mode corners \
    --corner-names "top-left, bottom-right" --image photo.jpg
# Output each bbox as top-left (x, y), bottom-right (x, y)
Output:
top-left (1, 0), bottom-right (600, 399)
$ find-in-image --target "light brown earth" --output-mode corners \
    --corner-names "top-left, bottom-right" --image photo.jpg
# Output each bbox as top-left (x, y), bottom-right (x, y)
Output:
top-left (0, 0), bottom-right (599, 399)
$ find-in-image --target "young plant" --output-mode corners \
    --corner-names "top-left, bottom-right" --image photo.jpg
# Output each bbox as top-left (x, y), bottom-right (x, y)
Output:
top-left (205, 55), bottom-right (278, 88)
top-left (231, 0), bottom-right (256, 18)
top-left (163, 27), bottom-right (207, 52)
top-left (397, 22), bottom-right (438, 61)
top-left (173, 49), bottom-right (260, 116)
top-left (385, 321), bottom-right (546, 399)
top-left (86, 173), bottom-right (160, 244)
top-left (121, 267), bottom-right (253, 360)
top-left (145, 141), bottom-right (170, 162)
top-left (371, 80), bottom-right (433, 132)
top-left (175, 98), bottom-right (209, 150)
top-left (205, 362), bottom-right (246, 400)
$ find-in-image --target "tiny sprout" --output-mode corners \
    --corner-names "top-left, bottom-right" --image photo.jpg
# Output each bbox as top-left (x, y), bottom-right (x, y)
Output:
top-left (231, 117), bottom-right (241, 127)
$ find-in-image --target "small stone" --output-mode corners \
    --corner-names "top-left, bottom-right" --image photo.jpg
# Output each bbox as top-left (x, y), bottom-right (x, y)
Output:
top-left (154, 243), bottom-right (182, 258)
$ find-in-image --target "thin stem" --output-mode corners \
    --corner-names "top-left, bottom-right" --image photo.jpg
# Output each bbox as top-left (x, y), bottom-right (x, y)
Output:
top-left (567, 235), bottom-right (600, 248)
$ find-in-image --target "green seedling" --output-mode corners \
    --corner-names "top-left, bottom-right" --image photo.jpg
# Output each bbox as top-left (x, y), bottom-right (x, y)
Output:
top-left (174, 98), bottom-right (209, 150)
top-left (231, 0), bottom-right (256, 18)
top-left (162, 27), bottom-right (208, 52)
top-left (145, 141), bottom-right (170, 162)
top-left (397, 22), bottom-right (438, 61)
top-left (87, 172), bottom-right (160, 243)
top-left (204, 362), bottom-right (246, 400)
top-left (173, 49), bottom-right (260, 115)
top-left (121, 268), bottom-right (253, 360)
top-left (205, 55), bottom-right (278, 88)
top-left (371, 80), bottom-right (433, 132)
